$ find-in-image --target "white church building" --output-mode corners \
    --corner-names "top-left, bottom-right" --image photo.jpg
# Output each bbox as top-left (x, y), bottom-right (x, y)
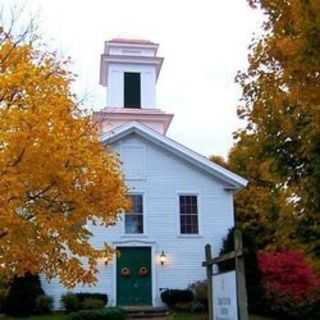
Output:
top-left (43, 38), bottom-right (247, 308)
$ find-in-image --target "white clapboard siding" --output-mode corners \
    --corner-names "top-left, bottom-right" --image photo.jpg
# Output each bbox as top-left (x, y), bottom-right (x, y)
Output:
top-left (41, 132), bottom-right (235, 309)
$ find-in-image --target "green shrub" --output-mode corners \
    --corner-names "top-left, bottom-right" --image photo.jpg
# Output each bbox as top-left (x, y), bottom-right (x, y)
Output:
top-left (75, 293), bottom-right (108, 307)
top-left (160, 289), bottom-right (194, 309)
top-left (172, 302), bottom-right (193, 312)
top-left (189, 280), bottom-right (208, 310)
top-left (62, 293), bottom-right (108, 312)
top-left (62, 293), bottom-right (80, 313)
top-left (263, 290), bottom-right (320, 320)
top-left (3, 273), bottom-right (45, 316)
top-left (67, 307), bottom-right (127, 320)
top-left (0, 277), bottom-right (8, 313)
top-left (0, 288), bottom-right (7, 313)
top-left (81, 298), bottom-right (105, 310)
top-left (191, 301), bottom-right (206, 313)
top-left (35, 295), bottom-right (54, 314)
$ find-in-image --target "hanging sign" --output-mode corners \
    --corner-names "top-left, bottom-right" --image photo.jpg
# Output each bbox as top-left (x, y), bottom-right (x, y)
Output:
top-left (212, 271), bottom-right (238, 320)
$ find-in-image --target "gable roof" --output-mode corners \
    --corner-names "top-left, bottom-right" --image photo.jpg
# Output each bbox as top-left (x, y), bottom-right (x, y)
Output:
top-left (101, 122), bottom-right (248, 190)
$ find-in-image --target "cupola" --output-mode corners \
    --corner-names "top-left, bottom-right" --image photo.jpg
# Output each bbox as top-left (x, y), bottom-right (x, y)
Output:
top-left (96, 38), bottom-right (173, 135)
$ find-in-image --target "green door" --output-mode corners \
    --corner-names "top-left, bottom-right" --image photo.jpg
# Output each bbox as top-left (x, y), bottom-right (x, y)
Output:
top-left (117, 247), bottom-right (152, 306)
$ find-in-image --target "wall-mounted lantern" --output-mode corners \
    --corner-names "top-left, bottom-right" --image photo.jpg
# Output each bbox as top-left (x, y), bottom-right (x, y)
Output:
top-left (160, 250), bottom-right (167, 266)
top-left (104, 255), bottom-right (113, 266)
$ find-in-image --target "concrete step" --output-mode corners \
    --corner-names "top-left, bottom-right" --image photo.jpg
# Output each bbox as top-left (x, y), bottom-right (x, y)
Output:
top-left (124, 306), bottom-right (169, 319)
top-left (129, 318), bottom-right (168, 320)
top-left (128, 313), bottom-right (169, 319)
top-left (128, 317), bottom-right (169, 320)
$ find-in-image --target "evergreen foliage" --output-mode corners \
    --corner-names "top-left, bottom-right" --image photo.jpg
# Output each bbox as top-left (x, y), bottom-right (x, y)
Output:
top-left (3, 273), bottom-right (45, 316)
top-left (161, 289), bottom-right (194, 308)
top-left (219, 228), bottom-right (265, 314)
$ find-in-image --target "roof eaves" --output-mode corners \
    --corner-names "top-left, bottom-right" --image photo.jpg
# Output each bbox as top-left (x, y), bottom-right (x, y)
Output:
top-left (101, 122), bottom-right (248, 189)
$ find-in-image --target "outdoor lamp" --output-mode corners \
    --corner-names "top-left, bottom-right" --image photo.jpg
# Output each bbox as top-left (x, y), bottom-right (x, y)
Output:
top-left (160, 251), bottom-right (167, 266)
top-left (104, 255), bottom-right (112, 266)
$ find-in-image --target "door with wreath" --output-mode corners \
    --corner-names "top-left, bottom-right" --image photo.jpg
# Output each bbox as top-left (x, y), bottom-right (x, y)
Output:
top-left (116, 247), bottom-right (152, 306)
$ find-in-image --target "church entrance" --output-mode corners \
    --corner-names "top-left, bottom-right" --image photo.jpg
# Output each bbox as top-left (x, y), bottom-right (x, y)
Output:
top-left (116, 247), bottom-right (152, 306)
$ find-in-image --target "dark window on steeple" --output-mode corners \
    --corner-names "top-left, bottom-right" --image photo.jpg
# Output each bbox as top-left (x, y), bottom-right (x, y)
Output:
top-left (124, 72), bottom-right (141, 108)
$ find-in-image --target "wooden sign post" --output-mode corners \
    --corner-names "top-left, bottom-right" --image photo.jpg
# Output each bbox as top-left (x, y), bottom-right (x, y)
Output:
top-left (202, 229), bottom-right (249, 320)
top-left (205, 244), bottom-right (214, 320)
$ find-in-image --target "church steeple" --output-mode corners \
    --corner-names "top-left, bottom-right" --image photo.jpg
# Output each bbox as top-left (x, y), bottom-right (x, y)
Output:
top-left (96, 38), bottom-right (173, 135)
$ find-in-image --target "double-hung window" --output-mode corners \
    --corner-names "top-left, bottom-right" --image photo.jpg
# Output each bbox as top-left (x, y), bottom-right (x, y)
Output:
top-left (179, 195), bottom-right (199, 234)
top-left (125, 194), bottom-right (143, 234)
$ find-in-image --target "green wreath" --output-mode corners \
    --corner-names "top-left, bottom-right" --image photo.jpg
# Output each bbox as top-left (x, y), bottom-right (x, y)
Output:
top-left (120, 267), bottom-right (131, 277)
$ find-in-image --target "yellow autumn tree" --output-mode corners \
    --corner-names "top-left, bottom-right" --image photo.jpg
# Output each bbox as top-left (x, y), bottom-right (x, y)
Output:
top-left (228, 0), bottom-right (320, 260)
top-left (0, 17), bottom-right (129, 287)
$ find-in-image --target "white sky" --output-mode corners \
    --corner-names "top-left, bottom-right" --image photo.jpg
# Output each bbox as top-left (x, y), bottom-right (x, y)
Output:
top-left (3, 0), bottom-right (262, 158)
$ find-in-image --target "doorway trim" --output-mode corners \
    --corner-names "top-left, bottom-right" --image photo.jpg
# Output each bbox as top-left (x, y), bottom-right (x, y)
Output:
top-left (112, 240), bottom-right (157, 306)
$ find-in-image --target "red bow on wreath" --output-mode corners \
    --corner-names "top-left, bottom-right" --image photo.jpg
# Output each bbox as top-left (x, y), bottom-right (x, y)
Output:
top-left (138, 266), bottom-right (149, 277)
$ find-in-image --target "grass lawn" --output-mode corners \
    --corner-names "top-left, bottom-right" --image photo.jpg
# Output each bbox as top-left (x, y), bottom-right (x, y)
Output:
top-left (169, 313), bottom-right (208, 320)
top-left (169, 312), bottom-right (274, 320)
top-left (250, 316), bottom-right (275, 320)
top-left (0, 314), bottom-right (68, 320)
top-left (0, 312), bottom-right (274, 320)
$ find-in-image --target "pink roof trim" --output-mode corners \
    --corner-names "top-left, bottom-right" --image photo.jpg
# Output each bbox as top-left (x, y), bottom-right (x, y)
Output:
top-left (109, 38), bottom-right (157, 45)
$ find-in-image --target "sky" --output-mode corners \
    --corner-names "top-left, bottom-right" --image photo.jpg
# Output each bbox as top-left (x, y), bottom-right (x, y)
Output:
top-left (3, 0), bottom-right (263, 158)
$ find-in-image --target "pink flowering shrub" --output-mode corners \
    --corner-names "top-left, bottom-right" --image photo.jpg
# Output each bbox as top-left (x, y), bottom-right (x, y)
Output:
top-left (258, 250), bottom-right (320, 319)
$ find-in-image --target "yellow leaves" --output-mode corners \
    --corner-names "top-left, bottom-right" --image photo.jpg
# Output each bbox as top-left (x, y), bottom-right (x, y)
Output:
top-left (275, 36), bottom-right (301, 59)
top-left (0, 26), bottom-right (129, 287)
top-left (234, 0), bottom-right (320, 261)
top-left (259, 159), bottom-right (276, 183)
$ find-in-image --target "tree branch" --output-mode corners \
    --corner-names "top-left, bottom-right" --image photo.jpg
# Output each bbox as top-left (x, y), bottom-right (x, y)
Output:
top-left (10, 147), bottom-right (25, 167)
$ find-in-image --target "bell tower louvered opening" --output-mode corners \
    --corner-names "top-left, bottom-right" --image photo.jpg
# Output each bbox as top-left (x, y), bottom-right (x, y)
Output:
top-left (124, 72), bottom-right (141, 108)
